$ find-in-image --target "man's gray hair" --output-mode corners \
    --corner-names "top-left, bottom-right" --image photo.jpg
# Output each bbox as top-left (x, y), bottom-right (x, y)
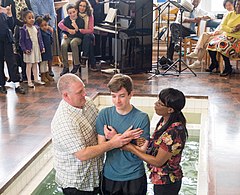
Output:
top-left (57, 73), bottom-right (83, 94)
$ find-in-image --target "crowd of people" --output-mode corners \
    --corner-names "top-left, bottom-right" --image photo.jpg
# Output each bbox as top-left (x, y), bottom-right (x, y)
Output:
top-left (1, 0), bottom-right (239, 95)
top-left (166, 0), bottom-right (240, 76)
top-left (0, 0), bottom-right (98, 94)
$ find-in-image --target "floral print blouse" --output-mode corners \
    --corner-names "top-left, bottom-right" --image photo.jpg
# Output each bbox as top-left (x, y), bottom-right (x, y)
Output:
top-left (147, 122), bottom-right (187, 185)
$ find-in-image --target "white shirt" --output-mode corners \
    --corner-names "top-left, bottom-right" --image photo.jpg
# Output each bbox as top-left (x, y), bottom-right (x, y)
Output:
top-left (175, 7), bottom-right (215, 29)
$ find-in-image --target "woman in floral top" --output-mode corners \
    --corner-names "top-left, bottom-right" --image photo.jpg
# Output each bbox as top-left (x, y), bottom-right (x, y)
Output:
top-left (123, 88), bottom-right (188, 195)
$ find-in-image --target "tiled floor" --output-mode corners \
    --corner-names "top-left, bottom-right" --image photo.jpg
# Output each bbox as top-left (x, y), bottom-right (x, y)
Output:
top-left (1, 42), bottom-right (240, 194)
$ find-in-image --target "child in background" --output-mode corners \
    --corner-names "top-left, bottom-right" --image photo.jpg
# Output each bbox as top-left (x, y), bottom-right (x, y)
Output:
top-left (0, 5), bottom-right (25, 94)
top-left (59, 4), bottom-right (85, 76)
top-left (35, 15), bottom-right (54, 83)
top-left (19, 9), bottom-right (45, 88)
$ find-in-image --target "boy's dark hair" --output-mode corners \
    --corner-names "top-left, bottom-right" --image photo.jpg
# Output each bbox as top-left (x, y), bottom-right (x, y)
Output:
top-left (107, 74), bottom-right (133, 95)
top-left (35, 15), bottom-right (51, 26)
top-left (66, 3), bottom-right (77, 12)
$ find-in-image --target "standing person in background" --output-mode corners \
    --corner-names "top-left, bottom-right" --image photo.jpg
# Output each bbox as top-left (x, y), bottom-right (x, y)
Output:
top-left (30, 0), bottom-right (58, 77)
top-left (19, 9), bottom-right (45, 88)
top-left (0, 4), bottom-right (25, 94)
top-left (59, 0), bottom-right (97, 72)
top-left (1, 0), bottom-right (32, 82)
top-left (122, 88), bottom-right (188, 195)
top-left (51, 73), bottom-right (143, 195)
top-left (88, 0), bottom-right (104, 25)
top-left (35, 15), bottom-right (55, 83)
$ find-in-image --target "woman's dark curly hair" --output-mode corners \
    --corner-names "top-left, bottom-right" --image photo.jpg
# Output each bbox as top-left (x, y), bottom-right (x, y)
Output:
top-left (75, 0), bottom-right (93, 16)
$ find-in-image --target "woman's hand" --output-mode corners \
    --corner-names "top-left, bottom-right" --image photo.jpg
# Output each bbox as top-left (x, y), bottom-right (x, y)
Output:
top-left (136, 137), bottom-right (146, 147)
top-left (41, 48), bottom-right (45, 53)
top-left (121, 143), bottom-right (135, 152)
top-left (232, 24), bottom-right (240, 33)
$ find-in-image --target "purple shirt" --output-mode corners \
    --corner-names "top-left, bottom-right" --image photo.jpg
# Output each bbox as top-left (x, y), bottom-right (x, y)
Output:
top-left (19, 24), bottom-right (44, 53)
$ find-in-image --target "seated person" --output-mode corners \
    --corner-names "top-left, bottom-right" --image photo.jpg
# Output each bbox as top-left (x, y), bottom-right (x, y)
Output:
top-left (59, 0), bottom-right (97, 72)
top-left (167, 0), bottom-right (215, 61)
top-left (59, 3), bottom-right (85, 76)
top-left (206, 0), bottom-right (240, 76)
top-left (187, 0), bottom-right (234, 68)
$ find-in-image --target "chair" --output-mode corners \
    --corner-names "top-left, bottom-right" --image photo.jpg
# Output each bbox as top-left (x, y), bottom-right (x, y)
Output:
top-left (183, 20), bottom-right (207, 61)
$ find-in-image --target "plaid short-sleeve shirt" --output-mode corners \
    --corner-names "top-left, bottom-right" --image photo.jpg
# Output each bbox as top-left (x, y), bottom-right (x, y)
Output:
top-left (51, 98), bottom-right (103, 191)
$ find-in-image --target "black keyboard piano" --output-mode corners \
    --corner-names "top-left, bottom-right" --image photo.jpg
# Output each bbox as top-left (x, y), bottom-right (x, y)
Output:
top-left (94, 0), bottom-right (153, 74)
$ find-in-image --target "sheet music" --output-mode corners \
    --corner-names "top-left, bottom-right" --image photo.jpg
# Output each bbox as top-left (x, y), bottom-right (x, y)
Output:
top-left (104, 8), bottom-right (117, 23)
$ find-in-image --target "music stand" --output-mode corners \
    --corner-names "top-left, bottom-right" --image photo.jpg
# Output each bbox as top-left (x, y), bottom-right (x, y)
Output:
top-left (146, 0), bottom-right (172, 80)
top-left (100, 0), bottom-right (131, 74)
top-left (162, 0), bottom-right (196, 76)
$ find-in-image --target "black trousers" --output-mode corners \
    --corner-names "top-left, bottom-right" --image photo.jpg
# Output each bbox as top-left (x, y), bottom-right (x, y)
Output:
top-left (101, 174), bottom-right (147, 195)
top-left (62, 187), bottom-right (101, 195)
top-left (154, 180), bottom-right (182, 195)
top-left (14, 25), bottom-right (27, 80)
top-left (208, 50), bottom-right (231, 71)
top-left (0, 36), bottom-right (20, 86)
top-left (82, 34), bottom-right (96, 67)
top-left (167, 23), bottom-right (195, 60)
